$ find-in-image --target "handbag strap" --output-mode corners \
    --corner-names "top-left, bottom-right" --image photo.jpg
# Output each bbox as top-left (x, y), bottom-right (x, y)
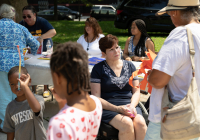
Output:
top-left (186, 27), bottom-right (195, 71)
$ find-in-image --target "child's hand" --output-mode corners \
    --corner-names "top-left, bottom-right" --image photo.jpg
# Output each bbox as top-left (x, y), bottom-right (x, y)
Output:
top-left (17, 74), bottom-right (31, 90)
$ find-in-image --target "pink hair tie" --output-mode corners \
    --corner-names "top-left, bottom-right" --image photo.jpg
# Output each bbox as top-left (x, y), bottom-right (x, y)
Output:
top-left (11, 8), bottom-right (15, 13)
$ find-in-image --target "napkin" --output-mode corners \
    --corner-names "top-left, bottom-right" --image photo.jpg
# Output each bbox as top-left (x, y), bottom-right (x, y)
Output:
top-left (129, 49), bottom-right (157, 94)
top-left (88, 57), bottom-right (105, 65)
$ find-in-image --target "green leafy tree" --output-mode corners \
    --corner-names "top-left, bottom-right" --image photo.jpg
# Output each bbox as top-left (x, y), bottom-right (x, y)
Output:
top-left (54, 0), bottom-right (58, 20)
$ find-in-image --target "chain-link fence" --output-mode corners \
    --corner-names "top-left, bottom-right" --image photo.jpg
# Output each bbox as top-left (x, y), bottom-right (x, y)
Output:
top-left (38, 0), bottom-right (49, 11)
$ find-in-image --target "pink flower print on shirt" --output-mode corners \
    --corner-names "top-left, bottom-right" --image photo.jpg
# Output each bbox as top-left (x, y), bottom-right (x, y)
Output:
top-left (56, 133), bottom-right (62, 138)
top-left (70, 109), bottom-right (74, 113)
top-left (54, 117), bottom-right (59, 120)
top-left (92, 135), bottom-right (97, 137)
top-left (69, 134), bottom-right (72, 139)
top-left (81, 117), bottom-right (85, 122)
top-left (82, 126), bottom-right (86, 132)
top-left (49, 125), bottom-right (52, 129)
top-left (71, 118), bottom-right (75, 123)
top-left (94, 125), bottom-right (97, 129)
top-left (60, 123), bottom-right (65, 128)
top-left (47, 95), bottom-right (102, 140)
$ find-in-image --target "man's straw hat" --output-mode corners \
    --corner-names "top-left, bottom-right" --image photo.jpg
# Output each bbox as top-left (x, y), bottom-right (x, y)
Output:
top-left (156, 0), bottom-right (199, 16)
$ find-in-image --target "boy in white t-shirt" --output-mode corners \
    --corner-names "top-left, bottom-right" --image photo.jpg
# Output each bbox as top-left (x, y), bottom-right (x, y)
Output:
top-left (144, 1), bottom-right (200, 140)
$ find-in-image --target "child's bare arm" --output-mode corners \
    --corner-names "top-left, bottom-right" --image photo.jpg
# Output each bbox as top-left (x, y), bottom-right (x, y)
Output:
top-left (18, 74), bottom-right (41, 113)
top-left (7, 132), bottom-right (14, 140)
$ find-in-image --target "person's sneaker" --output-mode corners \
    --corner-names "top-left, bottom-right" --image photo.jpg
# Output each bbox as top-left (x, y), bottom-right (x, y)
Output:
top-left (43, 91), bottom-right (50, 98)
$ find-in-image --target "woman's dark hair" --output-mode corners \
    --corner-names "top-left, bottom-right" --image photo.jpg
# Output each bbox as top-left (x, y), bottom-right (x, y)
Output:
top-left (99, 34), bottom-right (119, 53)
top-left (84, 17), bottom-right (103, 38)
top-left (22, 5), bottom-right (37, 16)
top-left (132, 19), bottom-right (154, 57)
top-left (50, 42), bottom-right (90, 95)
top-left (8, 66), bottom-right (28, 80)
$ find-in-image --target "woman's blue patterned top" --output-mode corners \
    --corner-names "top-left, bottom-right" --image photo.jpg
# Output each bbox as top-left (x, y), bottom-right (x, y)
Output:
top-left (0, 18), bottom-right (40, 72)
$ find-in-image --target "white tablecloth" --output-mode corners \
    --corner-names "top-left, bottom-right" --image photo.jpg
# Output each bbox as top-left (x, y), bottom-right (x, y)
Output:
top-left (24, 54), bottom-right (143, 85)
top-left (25, 54), bottom-right (53, 85)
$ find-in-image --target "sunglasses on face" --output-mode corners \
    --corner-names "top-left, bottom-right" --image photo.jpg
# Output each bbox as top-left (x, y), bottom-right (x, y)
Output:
top-left (23, 15), bottom-right (31, 19)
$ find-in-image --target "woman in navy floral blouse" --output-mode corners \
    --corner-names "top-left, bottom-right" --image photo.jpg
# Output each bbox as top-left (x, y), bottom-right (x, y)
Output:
top-left (0, 4), bottom-right (39, 132)
top-left (91, 34), bottom-right (147, 140)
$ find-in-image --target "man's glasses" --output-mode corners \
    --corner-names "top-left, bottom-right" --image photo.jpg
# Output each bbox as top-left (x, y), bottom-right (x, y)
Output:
top-left (23, 15), bottom-right (31, 19)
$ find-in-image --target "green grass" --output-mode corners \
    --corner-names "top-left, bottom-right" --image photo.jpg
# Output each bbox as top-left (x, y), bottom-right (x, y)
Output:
top-left (49, 20), bottom-right (169, 52)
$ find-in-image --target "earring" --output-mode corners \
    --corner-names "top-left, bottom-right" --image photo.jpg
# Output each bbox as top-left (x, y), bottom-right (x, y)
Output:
top-left (34, 18), bottom-right (36, 21)
top-left (173, 15), bottom-right (175, 16)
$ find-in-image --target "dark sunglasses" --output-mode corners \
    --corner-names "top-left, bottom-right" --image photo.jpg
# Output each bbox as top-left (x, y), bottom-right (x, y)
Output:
top-left (23, 15), bottom-right (31, 19)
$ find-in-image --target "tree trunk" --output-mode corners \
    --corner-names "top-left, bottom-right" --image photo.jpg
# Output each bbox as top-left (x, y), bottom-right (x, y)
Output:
top-left (54, 0), bottom-right (58, 20)
top-left (78, 0), bottom-right (81, 21)
top-left (0, 0), bottom-right (28, 23)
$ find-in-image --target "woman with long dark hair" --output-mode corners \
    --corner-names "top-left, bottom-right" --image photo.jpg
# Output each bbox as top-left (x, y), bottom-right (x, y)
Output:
top-left (123, 19), bottom-right (155, 61)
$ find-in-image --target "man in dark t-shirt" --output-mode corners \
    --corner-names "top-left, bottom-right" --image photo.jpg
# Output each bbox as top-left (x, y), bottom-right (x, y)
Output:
top-left (20, 5), bottom-right (57, 98)
top-left (19, 16), bottom-right (55, 52)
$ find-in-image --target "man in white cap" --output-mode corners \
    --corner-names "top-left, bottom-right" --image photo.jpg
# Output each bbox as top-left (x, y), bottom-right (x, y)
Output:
top-left (145, 0), bottom-right (200, 140)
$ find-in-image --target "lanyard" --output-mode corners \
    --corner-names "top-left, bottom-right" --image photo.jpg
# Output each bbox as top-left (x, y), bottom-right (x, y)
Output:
top-left (87, 36), bottom-right (95, 51)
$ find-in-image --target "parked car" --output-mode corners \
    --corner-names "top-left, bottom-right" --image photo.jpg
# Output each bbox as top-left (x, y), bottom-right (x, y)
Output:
top-left (91, 5), bottom-right (116, 11)
top-left (37, 10), bottom-right (73, 20)
top-left (50, 6), bottom-right (81, 19)
top-left (114, 0), bottom-right (175, 34)
top-left (90, 5), bottom-right (116, 20)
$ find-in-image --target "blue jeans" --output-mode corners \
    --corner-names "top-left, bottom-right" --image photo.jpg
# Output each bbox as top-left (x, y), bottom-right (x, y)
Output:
top-left (0, 71), bottom-right (16, 129)
top-left (144, 121), bottom-right (199, 140)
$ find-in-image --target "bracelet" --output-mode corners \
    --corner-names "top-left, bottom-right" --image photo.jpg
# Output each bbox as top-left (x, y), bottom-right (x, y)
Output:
top-left (39, 36), bottom-right (43, 40)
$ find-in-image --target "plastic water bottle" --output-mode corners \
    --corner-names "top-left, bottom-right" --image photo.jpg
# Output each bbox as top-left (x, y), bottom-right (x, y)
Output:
top-left (46, 40), bottom-right (52, 55)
